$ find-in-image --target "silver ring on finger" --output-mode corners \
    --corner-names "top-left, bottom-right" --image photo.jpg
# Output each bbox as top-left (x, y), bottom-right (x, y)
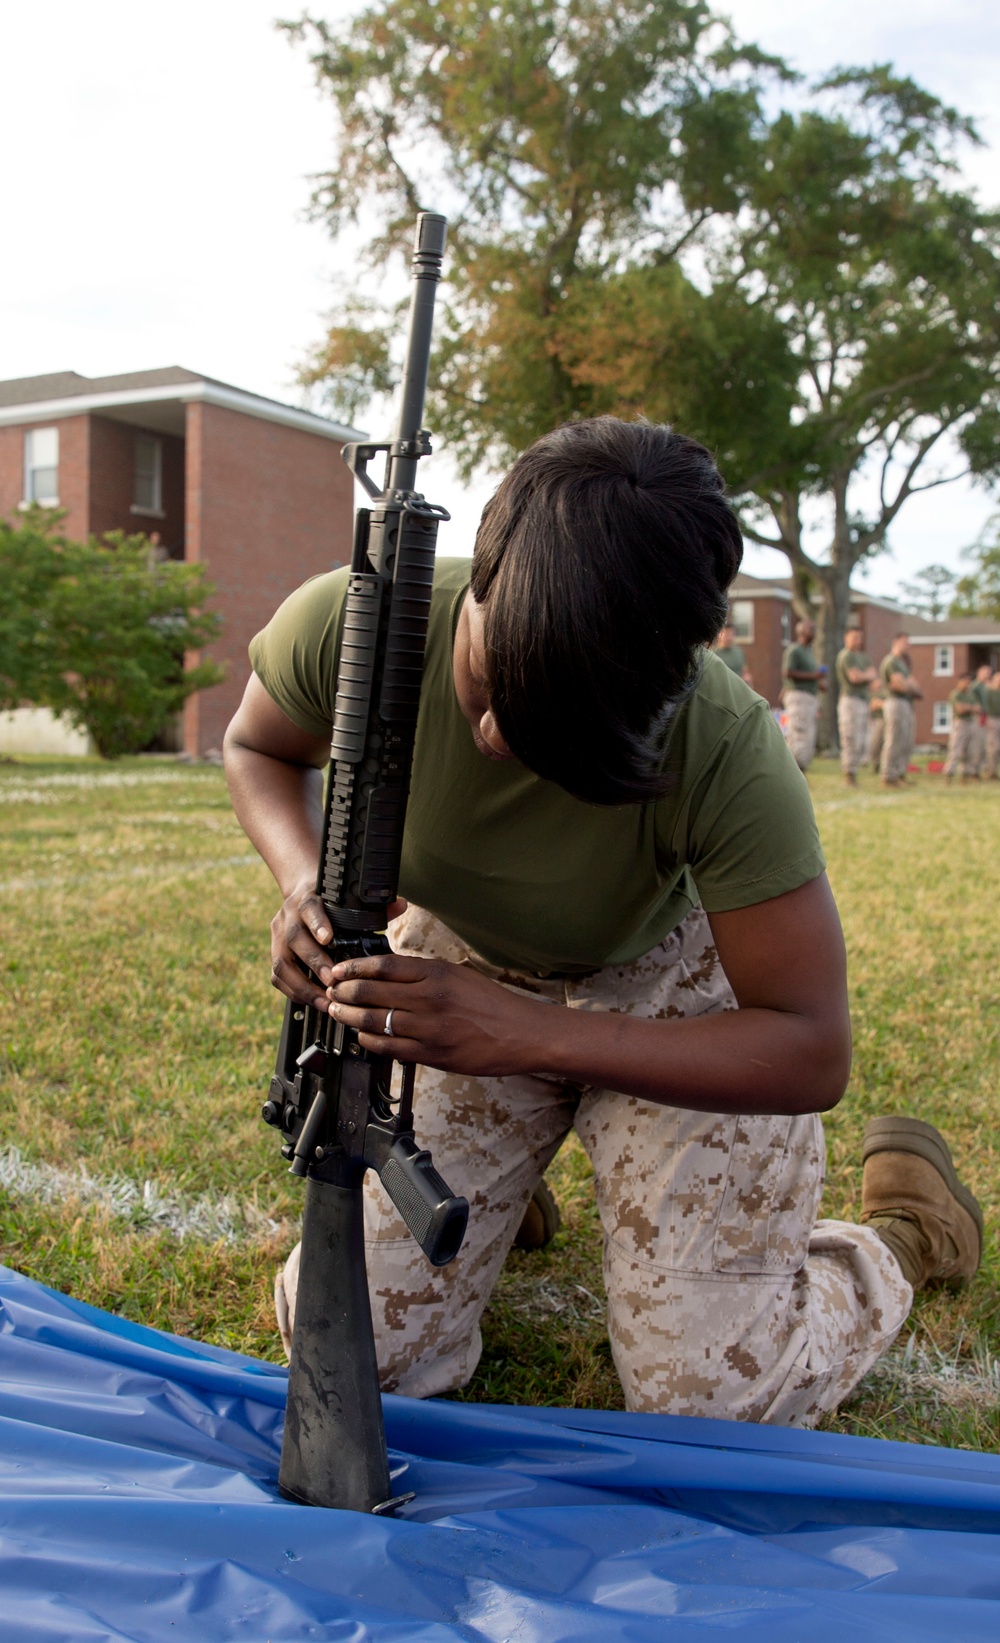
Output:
top-left (383, 1008), bottom-right (395, 1038)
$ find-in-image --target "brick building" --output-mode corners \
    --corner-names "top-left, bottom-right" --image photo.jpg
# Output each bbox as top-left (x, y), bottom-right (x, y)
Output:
top-left (725, 572), bottom-right (793, 704)
top-left (904, 616), bottom-right (1000, 744)
top-left (724, 572), bottom-right (903, 705)
top-left (0, 368), bottom-right (362, 755)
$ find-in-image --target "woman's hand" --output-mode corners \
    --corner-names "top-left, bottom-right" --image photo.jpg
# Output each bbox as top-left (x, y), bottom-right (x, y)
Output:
top-left (270, 889), bottom-right (408, 1012)
top-left (269, 879), bottom-right (338, 1010)
top-left (326, 954), bottom-right (550, 1076)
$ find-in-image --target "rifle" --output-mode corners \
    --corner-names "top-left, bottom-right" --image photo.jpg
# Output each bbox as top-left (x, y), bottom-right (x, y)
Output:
top-left (262, 211), bottom-right (468, 1514)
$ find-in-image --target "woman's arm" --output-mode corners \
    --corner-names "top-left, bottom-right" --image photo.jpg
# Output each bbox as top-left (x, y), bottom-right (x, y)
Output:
top-left (225, 674), bottom-right (850, 1118)
top-left (223, 675), bottom-right (342, 1009)
top-left (325, 873), bottom-right (851, 1117)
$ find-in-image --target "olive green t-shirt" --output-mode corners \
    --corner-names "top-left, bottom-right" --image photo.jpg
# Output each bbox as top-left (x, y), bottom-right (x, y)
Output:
top-left (835, 648), bottom-right (873, 699)
top-left (249, 560), bottom-right (825, 976)
top-left (783, 643), bottom-right (818, 695)
top-left (950, 687), bottom-right (978, 718)
top-left (984, 687), bottom-right (1000, 717)
top-left (972, 679), bottom-right (989, 711)
top-left (880, 653), bottom-right (911, 692)
top-left (716, 643), bottom-right (745, 675)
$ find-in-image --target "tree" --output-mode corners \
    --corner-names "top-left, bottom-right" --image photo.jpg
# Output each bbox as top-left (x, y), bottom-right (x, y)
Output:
top-left (291, 12), bottom-right (1000, 738)
top-left (0, 513), bottom-right (68, 711)
top-left (287, 0), bottom-right (787, 469)
top-left (898, 564), bottom-right (957, 622)
top-left (950, 516), bottom-right (1000, 621)
top-left (0, 518), bottom-right (224, 759)
top-left (556, 71), bottom-right (1000, 733)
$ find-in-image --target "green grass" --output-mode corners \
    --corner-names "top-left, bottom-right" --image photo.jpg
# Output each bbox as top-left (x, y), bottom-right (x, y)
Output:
top-left (1, 751), bottom-right (999, 1445)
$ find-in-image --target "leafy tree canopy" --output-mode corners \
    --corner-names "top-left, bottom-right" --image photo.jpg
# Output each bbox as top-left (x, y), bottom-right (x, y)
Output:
top-left (558, 70), bottom-right (1000, 655)
top-left (287, 0), bottom-right (789, 461)
top-left (291, 6), bottom-right (1000, 734)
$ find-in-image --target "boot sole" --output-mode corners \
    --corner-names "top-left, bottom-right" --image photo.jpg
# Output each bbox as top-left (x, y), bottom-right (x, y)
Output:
top-left (274, 1267), bottom-right (293, 1361)
top-left (862, 1115), bottom-right (984, 1270)
top-left (513, 1178), bottom-right (562, 1251)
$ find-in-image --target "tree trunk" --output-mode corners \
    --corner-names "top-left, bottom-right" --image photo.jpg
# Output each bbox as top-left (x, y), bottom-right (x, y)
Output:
top-left (816, 559), bottom-right (854, 751)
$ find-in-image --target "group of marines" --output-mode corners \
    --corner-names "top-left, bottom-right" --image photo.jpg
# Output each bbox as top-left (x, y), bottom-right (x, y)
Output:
top-left (715, 619), bottom-right (1000, 787)
top-left (942, 664), bottom-right (1000, 783)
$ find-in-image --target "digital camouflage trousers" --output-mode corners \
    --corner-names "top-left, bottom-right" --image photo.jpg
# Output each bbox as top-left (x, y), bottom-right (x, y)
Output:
top-left (837, 695), bottom-right (870, 778)
top-left (783, 690), bottom-right (819, 773)
top-left (944, 717), bottom-right (977, 778)
top-left (277, 903), bottom-right (911, 1427)
top-left (881, 696), bottom-right (915, 783)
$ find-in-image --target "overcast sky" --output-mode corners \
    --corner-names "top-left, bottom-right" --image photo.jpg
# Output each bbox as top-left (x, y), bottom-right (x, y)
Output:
top-left (1, 0), bottom-right (997, 596)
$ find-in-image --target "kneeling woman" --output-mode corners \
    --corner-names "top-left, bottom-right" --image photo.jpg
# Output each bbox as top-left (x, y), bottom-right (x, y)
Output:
top-left (224, 417), bottom-right (979, 1425)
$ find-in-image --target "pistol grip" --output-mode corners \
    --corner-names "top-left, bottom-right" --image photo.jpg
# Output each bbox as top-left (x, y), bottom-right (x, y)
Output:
top-left (380, 1135), bottom-right (468, 1267)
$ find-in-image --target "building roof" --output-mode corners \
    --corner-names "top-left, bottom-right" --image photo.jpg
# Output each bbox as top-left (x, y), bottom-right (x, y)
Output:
top-left (730, 570), bottom-right (905, 613)
top-left (0, 368), bottom-right (365, 444)
top-left (903, 613), bottom-right (1000, 642)
top-left (729, 566), bottom-right (1000, 639)
top-left (730, 571), bottom-right (793, 599)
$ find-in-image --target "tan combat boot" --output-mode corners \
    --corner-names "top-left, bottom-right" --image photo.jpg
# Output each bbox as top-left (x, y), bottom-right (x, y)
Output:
top-left (274, 1241), bottom-right (301, 1361)
top-left (513, 1178), bottom-right (562, 1251)
top-left (861, 1116), bottom-right (983, 1289)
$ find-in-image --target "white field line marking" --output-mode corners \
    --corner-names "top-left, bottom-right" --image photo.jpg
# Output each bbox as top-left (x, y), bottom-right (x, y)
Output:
top-left (0, 770), bottom-right (219, 804)
top-left (0, 1144), bottom-right (283, 1245)
top-left (813, 795), bottom-right (937, 814)
top-left (0, 852), bottom-right (261, 895)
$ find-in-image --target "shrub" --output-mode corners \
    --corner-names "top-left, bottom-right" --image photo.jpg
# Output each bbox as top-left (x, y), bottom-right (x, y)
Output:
top-left (0, 515), bottom-right (224, 759)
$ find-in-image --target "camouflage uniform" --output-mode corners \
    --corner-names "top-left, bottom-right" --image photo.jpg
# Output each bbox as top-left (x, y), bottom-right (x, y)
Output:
top-left (279, 902), bottom-right (911, 1426)
top-left (968, 680), bottom-right (990, 777)
top-left (868, 699), bottom-right (885, 773)
top-left (835, 645), bottom-right (872, 781)
top-left (880, 697), bottom-right (915, 784)
top-left (837, 696), bottom-right (869, 780)
top-left (878, 654), bottom-right (917, 784)
top-left (943, 717), bottom-right (976, 778)
top-left (943, 687), bottom-right (980, 779)
top-left (783, 692), bottom-right (820, 774)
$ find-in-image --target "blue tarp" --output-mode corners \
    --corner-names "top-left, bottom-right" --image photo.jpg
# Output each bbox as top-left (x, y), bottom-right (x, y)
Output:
top-left (1, 1265), bottom-right (999, 1639)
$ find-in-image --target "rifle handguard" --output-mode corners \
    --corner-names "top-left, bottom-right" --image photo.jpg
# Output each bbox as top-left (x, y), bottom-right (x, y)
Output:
top-left (380, 1135), bottom-right (469, 1266)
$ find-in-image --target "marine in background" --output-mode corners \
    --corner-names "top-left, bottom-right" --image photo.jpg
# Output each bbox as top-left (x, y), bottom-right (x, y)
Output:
top-left (782, 618), bottom-right (826, 773)
top-left (969, 664), bottom-right (993, 779)
top-left (942, 671), bottom-right (979, 784)
top-left (835, 625), bottom-right (876, 788)
top-left (713, 622), bottom-right (754, 688)
top-left (878, 635), bottom-right (922, 788)
top-left (983, 670), bottom-right (1000, 781)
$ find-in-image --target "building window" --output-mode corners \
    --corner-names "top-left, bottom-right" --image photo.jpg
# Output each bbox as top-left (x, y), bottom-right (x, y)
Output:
top-left (933, 645), bottom-right (954, 677)
top-left (933, 700), bottom-right (952, 734)
top-left (24, 426), bottom-right (59, 504)
top-left (780, 608), bottom-right (790, 644)
top-left (132, 434), bottom-right (163, 515)
top-left (730, 600), bottom-right (754, 643)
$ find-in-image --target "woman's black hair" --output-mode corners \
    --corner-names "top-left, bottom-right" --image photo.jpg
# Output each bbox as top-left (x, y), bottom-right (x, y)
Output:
top-left (470, 417), bottom-right (743, 806)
